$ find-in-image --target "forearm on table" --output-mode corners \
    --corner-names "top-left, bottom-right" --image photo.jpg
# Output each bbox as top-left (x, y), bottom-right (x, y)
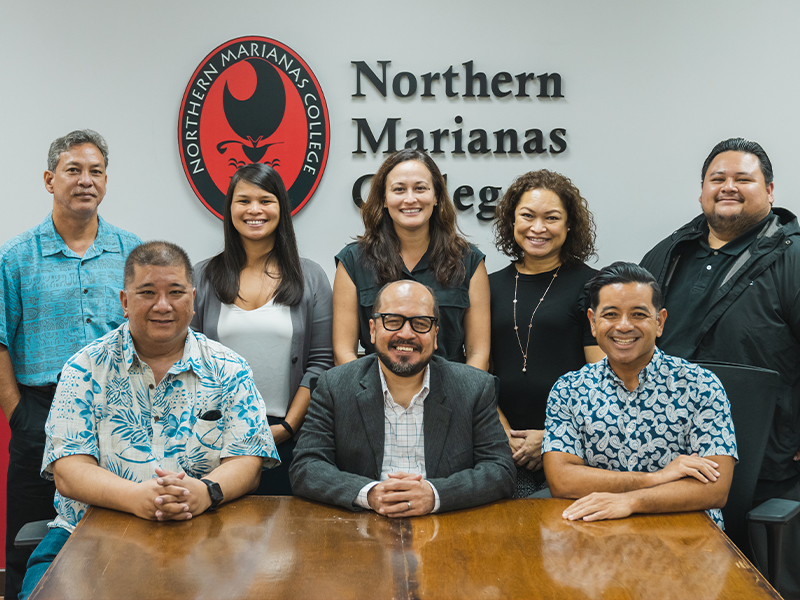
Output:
top-left (630, 455), bottom-right (734, 512)
top-left (624, 464), bottom-right (733, 514)
top-left (52, 454), bottom-right (144, 514)
top-left (0, 345), bottom-right (20, 420)
top-left (544, 452), bottom-right (658, 498)
top-left (204, 455), bottom-right (264, 500)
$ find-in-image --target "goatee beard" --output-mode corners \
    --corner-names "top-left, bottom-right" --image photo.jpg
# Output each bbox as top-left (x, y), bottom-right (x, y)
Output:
top-left (706, 210), bottom-right (767, 241)
top-left (376, 349), bottom-right (430, 377)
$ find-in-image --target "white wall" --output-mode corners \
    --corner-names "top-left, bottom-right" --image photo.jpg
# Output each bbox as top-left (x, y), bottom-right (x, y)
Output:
top-left (3, 0), bottom-right (798, 281)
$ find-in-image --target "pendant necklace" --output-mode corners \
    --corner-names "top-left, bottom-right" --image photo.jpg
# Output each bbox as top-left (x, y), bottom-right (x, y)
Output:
top-left (513, 265), bottom-right (561, 373)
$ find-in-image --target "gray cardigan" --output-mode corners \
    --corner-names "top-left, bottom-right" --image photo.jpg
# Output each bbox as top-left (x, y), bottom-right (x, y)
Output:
top-left (191, 257), bottom-right (334, 414)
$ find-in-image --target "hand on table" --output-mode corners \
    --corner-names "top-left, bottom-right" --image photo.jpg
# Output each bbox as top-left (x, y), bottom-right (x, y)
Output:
top-left (562, 492), bottom-right (635, 522)
top-left (509, 429), bottom-right (544, 471)
top-left (367, 472), bottom-right (435, 517)
top-left (794, 447), bottom-right (800, 461)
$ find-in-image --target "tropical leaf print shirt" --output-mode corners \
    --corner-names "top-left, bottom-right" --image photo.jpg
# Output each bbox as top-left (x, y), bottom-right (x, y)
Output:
top-left (42, 322), bottom-right (279, 531)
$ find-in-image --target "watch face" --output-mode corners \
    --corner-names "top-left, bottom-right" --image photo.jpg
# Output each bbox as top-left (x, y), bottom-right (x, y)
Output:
top-left (203, 479), bottom-right (224, 508)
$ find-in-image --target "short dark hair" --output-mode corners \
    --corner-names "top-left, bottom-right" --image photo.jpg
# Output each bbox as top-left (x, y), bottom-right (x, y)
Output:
top-left (124, 241), bottom-right (192, 287)
top-left (372, 280), bottom-right (440, 321)
top-left (701, 138), bottom-right (773, 185)
top-left (47, 129), bottom-right (109, 171)
top-left (587, 262), bottom-right (662, 311)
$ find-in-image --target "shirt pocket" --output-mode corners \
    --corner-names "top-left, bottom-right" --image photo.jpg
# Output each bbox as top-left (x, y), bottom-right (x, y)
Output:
top-left (430, 287), bottom-right (470, 361)
top-left (178, 415), bottom-right (224, 478)
top-left (357, 286), bottom-right (380, 311)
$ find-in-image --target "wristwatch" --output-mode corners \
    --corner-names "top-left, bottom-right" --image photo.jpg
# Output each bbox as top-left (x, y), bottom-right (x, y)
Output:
top-left (200, 478), bottom-right (224, 511)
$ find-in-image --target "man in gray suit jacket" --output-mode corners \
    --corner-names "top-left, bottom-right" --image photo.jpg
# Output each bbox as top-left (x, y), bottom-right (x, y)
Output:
top-left (290, 280), bottom-right (514, 515)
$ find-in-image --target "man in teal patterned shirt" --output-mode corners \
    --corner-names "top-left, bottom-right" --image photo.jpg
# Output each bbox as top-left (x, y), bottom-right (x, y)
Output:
top-left (0, 130), bottom-right (141, 600)
top-left (543, 262), bottom-right (737, 526)
top-left (19, 241), bottom-right (278, 600)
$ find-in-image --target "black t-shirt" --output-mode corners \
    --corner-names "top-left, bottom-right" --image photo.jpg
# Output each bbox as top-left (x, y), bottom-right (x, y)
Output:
top-left (489, 262), bottom-right (597, 430)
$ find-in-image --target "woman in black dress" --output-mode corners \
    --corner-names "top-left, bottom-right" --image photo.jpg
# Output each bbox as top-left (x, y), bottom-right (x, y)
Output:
top-left (490, 170), bottom-right (604, 497)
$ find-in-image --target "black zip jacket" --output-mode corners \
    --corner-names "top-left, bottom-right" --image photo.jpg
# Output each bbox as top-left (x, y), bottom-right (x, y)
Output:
top-left (641, 207), bottom-right (800, 482)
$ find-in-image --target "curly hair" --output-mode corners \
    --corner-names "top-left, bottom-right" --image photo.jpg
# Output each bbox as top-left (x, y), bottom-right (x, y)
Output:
top-left (493, 169), bottom-right (596, 265)
top-left (358, 149), bottom-right (470, 287)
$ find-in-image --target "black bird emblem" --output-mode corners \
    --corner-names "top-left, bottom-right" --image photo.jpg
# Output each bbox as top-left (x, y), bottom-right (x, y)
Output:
top-left (217, 58), bottom-right (286, 165)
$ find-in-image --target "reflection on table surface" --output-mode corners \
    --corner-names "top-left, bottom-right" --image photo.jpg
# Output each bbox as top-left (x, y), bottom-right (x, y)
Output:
top-left (31, 496), bottom-right (780, 600)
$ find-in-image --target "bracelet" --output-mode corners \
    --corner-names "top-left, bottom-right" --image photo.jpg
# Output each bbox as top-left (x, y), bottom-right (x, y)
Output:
top-left (279, 420), bottom-right (295, 438)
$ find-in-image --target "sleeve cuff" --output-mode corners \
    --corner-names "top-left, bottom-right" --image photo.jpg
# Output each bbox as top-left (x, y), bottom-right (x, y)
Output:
top-left (354, 481), bottom-right (380, 509)
top-left (428, 480), bottom-right (441, 513)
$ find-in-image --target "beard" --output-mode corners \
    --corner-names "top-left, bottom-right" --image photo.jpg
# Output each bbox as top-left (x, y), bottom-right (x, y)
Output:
top-left (705, 206), bottom-right (768, 240)
top-left (376, 345), bottom-right (431, 377)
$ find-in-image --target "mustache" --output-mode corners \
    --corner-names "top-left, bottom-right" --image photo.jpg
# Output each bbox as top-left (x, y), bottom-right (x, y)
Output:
top-left (389, 339), bottom-right (423, 351)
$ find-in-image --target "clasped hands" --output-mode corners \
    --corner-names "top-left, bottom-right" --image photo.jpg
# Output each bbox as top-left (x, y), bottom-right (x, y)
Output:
top-left (562, 453), bottom-right (721, 523)
top-left (508, 428), bottom-right (544, 471)
top-left (134, 467), bottom-right (211, 522)
top-left (367, 472), bottom-right (435, 517)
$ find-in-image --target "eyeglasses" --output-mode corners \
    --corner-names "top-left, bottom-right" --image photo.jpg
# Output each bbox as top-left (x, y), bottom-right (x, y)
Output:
top-left (372, 313), bottom-right (438, 333)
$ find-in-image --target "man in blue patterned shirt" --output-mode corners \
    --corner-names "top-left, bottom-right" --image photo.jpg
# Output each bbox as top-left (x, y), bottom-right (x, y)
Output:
top-left (543, 262), bottom-right (737, 527)
top-left (19, 241), bottom-right (278, 600)
top-left (0, 130), bottom-right (141, 600)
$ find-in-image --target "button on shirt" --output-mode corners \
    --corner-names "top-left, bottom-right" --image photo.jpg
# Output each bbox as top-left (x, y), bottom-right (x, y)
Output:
top-left (543, 348), bottom-right (738, 527)
top-left (658, 214), bottom-right (769, 358)
top-left (355, 365), bottom-right (441, 512)
top-left (0, 213), bottom-right (142, 385)
top-left (42, 322), bottom-right (279, 532)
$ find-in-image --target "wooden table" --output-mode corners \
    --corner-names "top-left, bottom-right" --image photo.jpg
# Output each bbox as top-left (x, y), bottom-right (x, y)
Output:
top-left (30, 497), bottom-right (780, 600)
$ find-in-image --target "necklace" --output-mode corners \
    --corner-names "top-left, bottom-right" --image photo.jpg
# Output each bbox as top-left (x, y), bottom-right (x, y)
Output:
top-left (513, 265), bottom-right (561, 373)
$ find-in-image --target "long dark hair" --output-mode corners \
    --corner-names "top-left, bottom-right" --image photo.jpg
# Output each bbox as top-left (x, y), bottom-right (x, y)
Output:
top-left (358, 149), bottom-right (470, 287)
top-left (204, 164), bottom-right (304, 306)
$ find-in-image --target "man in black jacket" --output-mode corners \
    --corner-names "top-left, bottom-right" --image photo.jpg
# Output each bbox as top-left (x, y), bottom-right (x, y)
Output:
top-left (641, 137), bottom-right (800, 598)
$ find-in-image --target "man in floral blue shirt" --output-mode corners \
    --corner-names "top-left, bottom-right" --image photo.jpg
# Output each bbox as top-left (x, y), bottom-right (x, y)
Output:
top-left (543, 262), bottom-right (737, 527)
top-left (19, 241), bottom-right (278, 600)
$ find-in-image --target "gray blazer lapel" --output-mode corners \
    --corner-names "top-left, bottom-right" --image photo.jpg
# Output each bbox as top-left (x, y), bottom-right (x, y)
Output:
top-left (423, 362), bottom-right (452, 478)
top-left (356, 363), bottom-right (385, 474)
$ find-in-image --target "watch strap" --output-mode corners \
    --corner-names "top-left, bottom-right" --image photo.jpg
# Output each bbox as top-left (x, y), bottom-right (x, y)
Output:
top-left (200, 478), bottom-right (223, 510)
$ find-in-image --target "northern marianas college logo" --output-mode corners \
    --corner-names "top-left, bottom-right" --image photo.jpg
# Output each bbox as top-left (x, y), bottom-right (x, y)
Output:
top-left (179, 36), bottom-right (330, 218)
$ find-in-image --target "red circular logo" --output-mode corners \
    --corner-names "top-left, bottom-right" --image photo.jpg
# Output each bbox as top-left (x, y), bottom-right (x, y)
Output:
top-left (179, 36), bottom-right (330, 218)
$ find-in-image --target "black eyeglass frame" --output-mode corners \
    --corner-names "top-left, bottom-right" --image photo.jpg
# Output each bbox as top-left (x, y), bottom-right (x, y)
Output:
top-left (371, 312), bottom-right (439, 333)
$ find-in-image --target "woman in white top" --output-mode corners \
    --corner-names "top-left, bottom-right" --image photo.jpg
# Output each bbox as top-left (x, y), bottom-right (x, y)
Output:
top-left (192, 163), bottom-right (333, 495)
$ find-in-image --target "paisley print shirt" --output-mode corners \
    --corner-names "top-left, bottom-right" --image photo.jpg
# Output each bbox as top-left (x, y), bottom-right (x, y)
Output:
top-left (543, 348), bottom-right (737, 527)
